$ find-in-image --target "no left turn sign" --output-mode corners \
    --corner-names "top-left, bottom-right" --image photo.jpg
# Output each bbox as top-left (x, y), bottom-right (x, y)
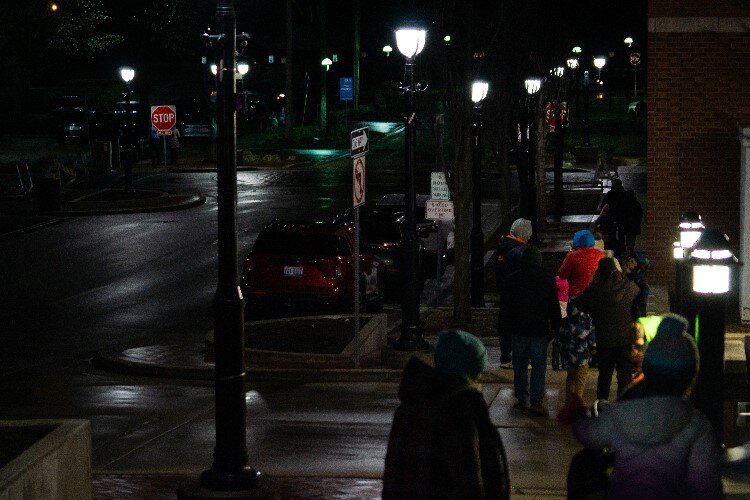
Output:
top-left (353, 156), bottom-right (365, 207)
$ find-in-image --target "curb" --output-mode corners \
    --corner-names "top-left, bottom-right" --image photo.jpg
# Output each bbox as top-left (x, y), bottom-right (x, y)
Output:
top-left (46, 194), bottom-right (206, 216)
top-left (0, 217), bottom-right (64, 240)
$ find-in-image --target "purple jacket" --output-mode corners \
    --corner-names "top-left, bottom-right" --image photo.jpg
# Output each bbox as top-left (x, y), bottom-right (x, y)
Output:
top-left (572, 396), bottom-right (723, 499)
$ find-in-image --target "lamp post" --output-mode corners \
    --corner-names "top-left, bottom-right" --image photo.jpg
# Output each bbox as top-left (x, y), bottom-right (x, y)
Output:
top-left (394, 27), bottom-right (428, 351)
top-left (524, 77), bottom-right (542, 239)
top-left (382, 45), bottom-right (392, 57)
top-left (192, 0), bottom-right (261, 494)
top-left (237, 61), bottom-right (249, 91)
top-left (582, 70), bottom-right (591, 147)
top-left (593, 56), bottom-right (607, 82)
top-left (687, 228), bottom-right (739, 441)
top-left (550, 67), bottom-right (566, 221)
top-left (119, 67), bottom-right (135, 192)
top-left (320, 57), bottom-right (332, 130)
top-left (470, 80), bottom-right (488, 308)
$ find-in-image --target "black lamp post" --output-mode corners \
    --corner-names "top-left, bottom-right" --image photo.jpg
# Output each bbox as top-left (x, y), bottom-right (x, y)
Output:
top-left (582, 70), bottom-right (591, 147)
top-left (687, 228), bottom-right (739, 441)
top-left (524, 77), bottom-right (542, 241)
top-left (193, 0), bottom-right (261, 493)
top-left (119, 67), bottom-right (135, 192)
top-left (470, 81), bottom-right (488, 308)
top-left (393, 27), bottom-right (428, 351)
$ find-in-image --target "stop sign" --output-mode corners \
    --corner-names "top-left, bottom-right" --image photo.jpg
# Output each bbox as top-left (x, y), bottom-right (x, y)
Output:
top-left (151, 105), bottom-right (176, 134)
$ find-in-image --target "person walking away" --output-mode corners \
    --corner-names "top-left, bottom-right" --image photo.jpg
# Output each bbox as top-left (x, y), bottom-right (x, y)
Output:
top-left (502, 246), bottom-right (561, 416)
top-left (557, 230), bottom-right (605, 299)
top-left (620, 190), bottom-right (643, 255)
top-left (597, 178), bottom-right (626, 253)
top-left (592, 204), bottom-right (621, 255)
top-left (560, 314), bottom-right (723, 500)
top-left (168, 127), bottom-right (181, 165)
top-left (495, 218), bottom-right (532, 368)
top-left (556, 297), bottom-right (596, 406)
top-left (383, 330), bottom-right (510, 499)
top-left (576, 257), bottom-right (640, 400)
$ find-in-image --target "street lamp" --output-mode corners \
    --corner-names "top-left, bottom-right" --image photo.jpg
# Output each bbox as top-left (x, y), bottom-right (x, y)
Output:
top-left (118, 67), bottom-right (136, 192)
top-left (687, 228), bottom-right (740, 441)
top-left (593, 56), bottom-right (607, 81)
top-left (210, 64), bottom-right (218, 75)
top-left (572, 46), bottom-right (582, 54)
top-left (237, 61), bottom-right (249, 91)
top-left (672, 212), bottom-right (704, 315)
top-left (382, 45), bottom-right (392, 57)
top-left (522, 77), bottom-right (542, 239)
top-left (320, 57), bottom-right (333, 130)
top-left (470, 80), bottom-right (488, 308)
top-left (582, 70), bottom-right (592, 147)
top-left (624, 36), bottom-right (634, 47)
top-left (566, 58), bottom-right (579, 70)
top-left (551, 66), bottom-right (565, 78)
top-left (394, 27), bottom-right (428, 352)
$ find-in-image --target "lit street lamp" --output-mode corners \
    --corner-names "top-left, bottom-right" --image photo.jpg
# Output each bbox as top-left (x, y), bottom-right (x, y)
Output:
top-left (320, 57), bottom-right (333, 130)
top-left (624, 36), bottom-right (634, 47)
top-left (687, 228), bottom-right (740, 441)
top-left (593, 56), bottom-right (607, 82)
top-left (394, 27), bottom-right (428, 351)
top-left (382, 45), bottom-right (392, 57)
top-left (119, 67), bottom-right (136, 192)
top-left (470, 80), bottom-right (488, 308)
top-left (521, 77), bottom-right (542, 238)
top-left (237, 61), bottom-right (249, 91)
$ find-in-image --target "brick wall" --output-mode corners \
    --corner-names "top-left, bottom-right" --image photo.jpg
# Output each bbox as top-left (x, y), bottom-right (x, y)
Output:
top-left (647, 8), bottom-right (750, 284)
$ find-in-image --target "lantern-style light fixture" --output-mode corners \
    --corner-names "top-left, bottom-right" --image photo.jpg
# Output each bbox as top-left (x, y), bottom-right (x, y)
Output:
top-left (680, 211), bottom-right (705, 250)
top-left (624, 36), bottom-right (634, 47)
top-left (120, 67), bottom-right (135, 83)
top-left (395, 28), bottom-right (426, 59)
top-left (382, 45), bottom-right (393, 57)
top-left (593, 57), bottom-right (607, 69)
top-left (572, 46), bottom-right (582, 54)
top-left (471, 81), bottom-right (489, 103)
top-left (551, 66), bottom-right (565, 77)
top-left (321, 57), bottom-right (333, 71)
top-left (688, 229), bottom-right (738, 294)
top-left (237, 62), bottom-right (249, 76)
top-left (567, 58), bottom-right (579, 70)
top-left (524, 77), bottom-right (542, 95)
top-left (210, 64), bottom-right (218, 75)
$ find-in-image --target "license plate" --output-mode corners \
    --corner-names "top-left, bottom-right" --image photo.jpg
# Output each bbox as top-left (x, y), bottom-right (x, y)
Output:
top-left (283, 266), bottom-right (303, 277)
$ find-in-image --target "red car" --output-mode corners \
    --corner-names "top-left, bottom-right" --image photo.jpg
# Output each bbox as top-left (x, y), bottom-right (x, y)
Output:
top-left (241, 221), bottom-right (384, 315)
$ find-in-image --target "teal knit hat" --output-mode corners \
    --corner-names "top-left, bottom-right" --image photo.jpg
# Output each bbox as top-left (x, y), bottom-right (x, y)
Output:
top-left (433, 329), bottom-right (488, 379)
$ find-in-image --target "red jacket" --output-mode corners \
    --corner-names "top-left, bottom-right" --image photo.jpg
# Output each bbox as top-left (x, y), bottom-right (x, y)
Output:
top-left (557, 247), bottom-right (605, 297)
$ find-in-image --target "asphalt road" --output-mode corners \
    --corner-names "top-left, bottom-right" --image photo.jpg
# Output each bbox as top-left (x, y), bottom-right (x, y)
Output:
top-left (0, 130), bottom-right (447, 379)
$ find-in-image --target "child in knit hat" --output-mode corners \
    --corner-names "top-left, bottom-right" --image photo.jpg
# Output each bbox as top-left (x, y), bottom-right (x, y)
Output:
top-left (383, 330), bottom-right (510, 499)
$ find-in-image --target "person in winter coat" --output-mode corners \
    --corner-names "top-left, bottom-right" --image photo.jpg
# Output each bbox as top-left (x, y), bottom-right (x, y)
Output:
top-left (564, 314), bottom-right (723, 500)
top-left (502, 246), bottom-right (561, 416)
top-left (556, 297), bottom-right (596, 406)
top-left (557, 230), bottom-right (605, 298)
top-left (576, 257), bottom-right (640, 400)
top-left (383, 330), bottom-right (510, 499)
top-left (495, 218), bottom-right (533, 368)
top-left (620, 189), bottom-right (643, 255)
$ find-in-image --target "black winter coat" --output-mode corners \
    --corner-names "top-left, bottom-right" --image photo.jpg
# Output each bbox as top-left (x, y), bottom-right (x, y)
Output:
top-left (500, 261), bottom-right (562, 338)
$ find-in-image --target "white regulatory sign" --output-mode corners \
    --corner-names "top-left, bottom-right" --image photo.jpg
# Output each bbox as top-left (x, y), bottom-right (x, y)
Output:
top-left (353, 156), bottom-right (366, 208)
top-left (425, 200), bottom-right (454, 221)
top-left (430, 172), bottom-right (450, 200)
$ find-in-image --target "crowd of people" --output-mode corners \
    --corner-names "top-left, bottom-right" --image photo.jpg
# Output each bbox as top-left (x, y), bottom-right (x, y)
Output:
top-left (382, 208), bottom-right (724, 498)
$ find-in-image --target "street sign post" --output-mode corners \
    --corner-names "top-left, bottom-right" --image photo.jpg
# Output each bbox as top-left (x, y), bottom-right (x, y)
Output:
top-left (340, 77), bottom-right (354, 101)
top-left (426, 200), bottom-right (455, 221)
top-left (430, 172), bottom-right (450, 200)
top-left (350, 127), bottom-right (369, 157)
top-left (353, 156), bottom-right (366, 208)
top-left (151, 105), bottom-right (176, 136)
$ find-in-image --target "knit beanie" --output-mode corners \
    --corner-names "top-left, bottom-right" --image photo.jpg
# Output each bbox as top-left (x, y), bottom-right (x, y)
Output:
top-left (433, 329), bottom-right (488, 379)
top-left (572, 230), bottom-right (595, 248)
top-left (642, 314), bottom-right (699, 393)
top-left (510, 218), bottom-right (533, 242)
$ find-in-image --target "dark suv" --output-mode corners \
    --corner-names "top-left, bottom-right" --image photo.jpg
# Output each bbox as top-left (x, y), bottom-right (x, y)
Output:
top-left (241, 221), bottom-right (384, 316)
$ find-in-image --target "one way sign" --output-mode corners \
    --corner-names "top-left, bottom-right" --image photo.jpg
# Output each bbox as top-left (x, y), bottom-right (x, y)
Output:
top-left (350, 127), bottom-right (369, 158)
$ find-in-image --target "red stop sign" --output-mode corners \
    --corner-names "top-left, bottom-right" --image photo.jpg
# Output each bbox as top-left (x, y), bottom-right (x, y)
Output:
top-left (150, 105), bottom-right (176, 133)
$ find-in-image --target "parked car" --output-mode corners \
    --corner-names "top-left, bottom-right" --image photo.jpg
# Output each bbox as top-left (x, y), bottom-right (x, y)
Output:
top-left (333, 208), bottom-right (425, 300)
top-left (171, 98), bottom-right (214, 141)
top-left (51, 96), bottom-right (91, 144)
top-left (375, 193), bottom-right (455, 277)
top-left (241, 221), bottom-right (384, 315)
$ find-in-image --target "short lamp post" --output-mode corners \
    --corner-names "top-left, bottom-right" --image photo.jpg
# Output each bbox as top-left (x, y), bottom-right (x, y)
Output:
top-left (687, 228), bottom-right (740, 441)
top-left (394, 27), bottom-right (428, 351)
top-left (582, 70), bottom-right (591, 147)
top-left (237, 62), bottom-right (249, 91)
top-left (523, 77), bottom-right (542, 239)
top-left (593, 56), bottom-right (607, 82)
top-left (119, 67), bottom-right (136, 192)
top-left (673, 212), bottom-right (705, 315)
top-left (320, 57), bottom-right (333, 130)
top-left (470, 80), bottom-right (489, 308)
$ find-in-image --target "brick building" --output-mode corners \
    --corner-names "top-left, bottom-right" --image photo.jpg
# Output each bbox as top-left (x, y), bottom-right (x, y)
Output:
top-left (647, 3), bottom-right (750, 308)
